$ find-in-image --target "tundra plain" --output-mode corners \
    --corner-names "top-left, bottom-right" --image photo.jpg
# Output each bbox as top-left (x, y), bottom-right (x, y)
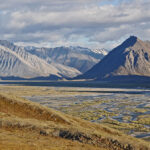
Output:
top-left (0, 85), bottom-right (150, 142)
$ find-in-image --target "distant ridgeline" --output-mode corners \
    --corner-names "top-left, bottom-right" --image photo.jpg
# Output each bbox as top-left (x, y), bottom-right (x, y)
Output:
top-left (0, 40), bottom-right (107, 80)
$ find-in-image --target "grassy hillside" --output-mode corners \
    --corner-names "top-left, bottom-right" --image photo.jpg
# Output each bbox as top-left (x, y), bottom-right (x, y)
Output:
top-left (0, 93), bottom-right (150, 150)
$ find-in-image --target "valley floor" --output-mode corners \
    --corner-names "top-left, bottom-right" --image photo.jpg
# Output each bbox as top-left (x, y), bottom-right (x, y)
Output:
top-left (0, 84), bottom-right (150, 149)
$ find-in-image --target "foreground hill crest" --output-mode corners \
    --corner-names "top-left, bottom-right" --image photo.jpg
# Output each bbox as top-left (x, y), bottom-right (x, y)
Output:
top-left (0, 93), bottom-right (149, 149)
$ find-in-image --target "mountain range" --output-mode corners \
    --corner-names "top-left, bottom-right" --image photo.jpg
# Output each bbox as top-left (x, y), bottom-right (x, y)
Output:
top-left (77, 36), bottom-right (150, 81)
top-left (0, 40), bottom-right (107, 79)
top-left (1, 36), bottom-right (150, 81)
top-left (25, 46), bottom-right (107, 73)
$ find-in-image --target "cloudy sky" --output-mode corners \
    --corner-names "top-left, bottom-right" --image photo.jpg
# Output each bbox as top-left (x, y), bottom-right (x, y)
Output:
top-left (0, 0), bottom-right (150, 49)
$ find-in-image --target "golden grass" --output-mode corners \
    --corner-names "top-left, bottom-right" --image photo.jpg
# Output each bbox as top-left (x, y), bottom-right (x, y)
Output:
top-left (0, 85), bottom-right (89, 97)
top-left (0, 129), bottom-right (105, 150)
top-left (0, 91), bottom-right (150, 150)
top-left (0, 93), bottom-right (73, 125)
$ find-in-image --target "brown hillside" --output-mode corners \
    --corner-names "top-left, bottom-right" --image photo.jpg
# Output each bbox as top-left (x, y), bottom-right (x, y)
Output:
top-left (0, 93), bottom-right (150, 150)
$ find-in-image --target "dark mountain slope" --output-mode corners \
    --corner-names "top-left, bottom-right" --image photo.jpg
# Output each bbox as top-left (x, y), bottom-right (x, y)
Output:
top-left (77, 36), bottom-right (150, 80)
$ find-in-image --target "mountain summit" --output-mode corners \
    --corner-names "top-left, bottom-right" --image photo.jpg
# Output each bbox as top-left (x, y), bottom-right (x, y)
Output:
top-left (78, 36), bottom-right (150, 80)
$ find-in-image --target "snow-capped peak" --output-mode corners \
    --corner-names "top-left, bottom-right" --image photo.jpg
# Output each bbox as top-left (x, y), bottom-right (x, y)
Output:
top-left (92, 49), bottom-right (108, 55)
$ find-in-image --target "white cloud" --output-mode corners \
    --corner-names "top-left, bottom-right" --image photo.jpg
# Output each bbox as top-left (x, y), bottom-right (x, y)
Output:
top-left (0, 0), bottom-right (150, 49)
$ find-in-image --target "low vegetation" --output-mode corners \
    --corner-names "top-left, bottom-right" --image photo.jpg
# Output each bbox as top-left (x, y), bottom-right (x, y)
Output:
top-left (0, 92), bottom-right (150, 150)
